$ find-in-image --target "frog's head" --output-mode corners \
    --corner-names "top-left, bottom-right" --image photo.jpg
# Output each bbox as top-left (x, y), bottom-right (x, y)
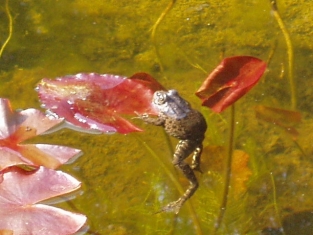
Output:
top-left (152, 90), bottom-right (191, 119)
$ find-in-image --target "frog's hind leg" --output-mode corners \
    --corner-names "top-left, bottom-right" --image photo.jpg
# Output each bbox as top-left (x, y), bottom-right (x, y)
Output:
top-left (159, 140), bottom-right (199, 214)
top-left (191, 144), bottom-right (203, 173)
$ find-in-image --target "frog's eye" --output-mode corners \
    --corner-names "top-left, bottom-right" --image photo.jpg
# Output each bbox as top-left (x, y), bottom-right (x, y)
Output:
top-left (168, 89), bottom-right (178, 96)
top-left (154, 91), bottom-right (167, 105)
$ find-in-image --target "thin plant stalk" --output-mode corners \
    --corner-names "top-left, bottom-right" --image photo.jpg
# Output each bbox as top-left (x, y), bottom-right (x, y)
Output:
top-left (293, 140), bottom-right (307, 158)
top-left (151, 0), bottom-right (176, 73)
top-left (0, 0), bottom-right (13, 58)
top-left (175, 45), bottom-right (208, 74)
top-left (135, 134), bottom-right (203, 235)
top-left (163, 129), bottom-right (174, 156)
top-left (214, 104), bottom-right (235, 234)
top-left (262, 157), bottom-right (285, 234)
top-left (269, 172), bottom-right (281, 226)
top-left (270, 0), bottom-right (296, 110)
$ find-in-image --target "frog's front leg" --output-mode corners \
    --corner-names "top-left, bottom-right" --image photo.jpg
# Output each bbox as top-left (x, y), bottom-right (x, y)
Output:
top-left (138, 114), bottom-right (165, 126)
top-left (160, 139), bottom-right (199, 214)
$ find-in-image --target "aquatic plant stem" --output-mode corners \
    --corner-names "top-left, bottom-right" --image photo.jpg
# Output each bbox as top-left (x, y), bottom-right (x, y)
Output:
top-left (174, 45), bottom-right (208, 74)
top-left (0, 0), bottom-right (13, 58)
top-left (270, 0), bottom-right (296, 110)
top-left (214, 105), bottom-right (235, 234)
top-left (135, 134), bottom-right (203, 235)
top-left (151, 0), bottom-right (176, 73)
top-left (163, 129), bottom-right (174, 156)
top-left (293, 140), bottom-right (307, 157)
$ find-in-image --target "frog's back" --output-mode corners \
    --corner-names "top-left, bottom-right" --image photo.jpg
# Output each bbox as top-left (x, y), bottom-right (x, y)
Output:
top-left (163, 109), bottom-right (207, 141)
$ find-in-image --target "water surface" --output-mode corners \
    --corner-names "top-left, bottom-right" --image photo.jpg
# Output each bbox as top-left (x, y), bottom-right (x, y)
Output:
top-left (1, 0), bottom-right (313, 234)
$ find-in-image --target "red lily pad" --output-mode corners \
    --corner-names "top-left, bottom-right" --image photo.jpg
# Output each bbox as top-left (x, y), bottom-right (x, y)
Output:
top-left (0, 166), bottom-right (86, 235)
top-left (0, 98), bottom-right (81, 171)
top-left (196, 56), bottom-right (266, 113)
top-left (128, 72), bottom-right (165, 91)
top-left (37, 73), bottom-right (161, 134)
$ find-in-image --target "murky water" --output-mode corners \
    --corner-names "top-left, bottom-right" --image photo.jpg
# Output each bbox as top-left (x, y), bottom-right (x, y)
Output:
top-left (1, 0), bottom-right (313, 234)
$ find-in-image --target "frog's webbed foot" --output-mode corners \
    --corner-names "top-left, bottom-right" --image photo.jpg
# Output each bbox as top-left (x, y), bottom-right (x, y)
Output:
top-left (158, 140), bottom-right (200, 213)
top-left (156, 198), bottom-right (185, 214)
top-left (155, 173), bottom-right (198, 214)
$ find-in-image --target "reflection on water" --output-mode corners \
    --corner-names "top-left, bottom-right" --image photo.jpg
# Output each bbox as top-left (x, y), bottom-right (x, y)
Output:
top-left (1, 0), bottom-right (313, 234)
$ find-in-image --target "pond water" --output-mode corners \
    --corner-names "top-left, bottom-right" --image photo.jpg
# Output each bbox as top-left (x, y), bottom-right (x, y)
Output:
top-left (1, 0), bottom-right (313, 234)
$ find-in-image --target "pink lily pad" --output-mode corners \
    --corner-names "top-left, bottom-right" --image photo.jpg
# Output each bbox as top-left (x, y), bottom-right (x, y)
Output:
top-left (0, 166), bottom-right (86, 235)
top-left (0, 98), bottom-right (81, 171)
top-left (196, 56), bottom-right (266, 113)
top-left (0, 230), bottom-right (13, 235)
top-left (37, 73), bottom-right (161, 134)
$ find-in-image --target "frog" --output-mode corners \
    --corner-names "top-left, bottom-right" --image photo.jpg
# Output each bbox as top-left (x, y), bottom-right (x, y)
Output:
top-left (138, 89), bottom-right (207, 213)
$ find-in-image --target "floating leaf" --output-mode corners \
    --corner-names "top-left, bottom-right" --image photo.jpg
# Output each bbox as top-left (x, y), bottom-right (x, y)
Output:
top-left (0, 230), bottom-right (13, 235)
top-left (37, 73), bottom-right (160, 134)
top-left (196, 56), bottom-right (266, 113)
top-left (0, 98), bottom-right (81, 171)
top-left (0, 166), bottom-right (86, 235)
top-left (128, 72), bottom-right (165, 91)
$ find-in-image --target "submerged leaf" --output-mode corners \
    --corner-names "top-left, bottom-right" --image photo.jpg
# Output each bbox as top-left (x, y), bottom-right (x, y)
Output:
top-left (0, 98), bottom-right (81, 171)
top-left (37, 73), bottom-right (160, 134)
top-left (231, 150), bottom-right (252, 197)
top-left (255, 105), bottom-right (301, 139)
top-left (0, 167), bottom-right (86, 235)
top-left (196, 56), bottom-right (266, 113)
top-left (202, 146), bottom-right (252, 196)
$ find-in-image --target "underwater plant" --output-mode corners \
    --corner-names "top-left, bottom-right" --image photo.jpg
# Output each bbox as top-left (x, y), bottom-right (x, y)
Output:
top-left (0, 0), bottom-right (12, 59)
top-left (150, 0), bottom-right (177, 73)
top-left (255, 105), bottom-right (301, 139)
top-left (196, 56), bottom-right (266, 233)
top-left (269, 0), bottom-right (296, 110)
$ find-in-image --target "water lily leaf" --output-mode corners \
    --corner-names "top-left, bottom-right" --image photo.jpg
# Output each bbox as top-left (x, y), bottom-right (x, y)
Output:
top-left (37, 73), bottom-right (159, 134)
top-left (0, 230), bottom-right (13, 235)
top-left (196, 56), bottom-right (266, 113)
top-left (0, 99), bottom-right (62, 140)
top-left (0, 98), bottom-right (81, 171)
top-left (0, 167), bottom-right (86, 235)
top-left (128, 72), bottom-right (165, 91)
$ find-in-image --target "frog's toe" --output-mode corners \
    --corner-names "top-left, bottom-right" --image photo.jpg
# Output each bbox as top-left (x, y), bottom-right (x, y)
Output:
top-left (155, 199), bottom-right (184, 214)
top-left (132, 113), bottom-right (148, 120)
